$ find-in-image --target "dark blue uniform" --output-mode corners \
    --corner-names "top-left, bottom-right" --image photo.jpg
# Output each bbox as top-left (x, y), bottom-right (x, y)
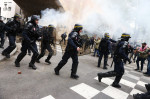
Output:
top-left (36, 27), bottom-right (54, 63)
top-left (0, 20), bottom-right (6, 48)
top-left (60, 32), bottom-right (67, 45)
top-left (98, 39), bottom-right (130, 88)
top-left (15, 22), bottom-right (40, 69)
top-left (55, 31), bottom-right (82, 77)
top-left (2, 20), bottom-right (21, 57)
top-left (98, 38), bottom-right (111, 69)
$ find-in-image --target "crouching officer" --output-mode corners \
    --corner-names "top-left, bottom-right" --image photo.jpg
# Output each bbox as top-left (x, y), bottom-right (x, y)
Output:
top-left (0, 16), bottom-right (6, 48)
top-left (36, 25), bottom-right (54, 64)
top-left (15, 15), bottom-right (40, 70)
top-left (2, 13), bottom-right (21, 58)
top-left (97, 33), bottom-right (131, 88)
top-left (54, 24), bottom-right (83, 79)
top-left (97, 33), bottom-right (111, 69)
top-left (133, 83), bottom-right (150, 99)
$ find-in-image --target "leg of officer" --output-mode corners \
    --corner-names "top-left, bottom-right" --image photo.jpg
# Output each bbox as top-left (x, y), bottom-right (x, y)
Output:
top-left (112, 60), bottom-right (124, 88)
top-left (36, 44), bottom-right (46, 63)
top-left (7, 36), bottom-right (16, 54)
top-left (98, 52), bottom-right (104, 67)
top-left (103, 53), bottom-right (108, 69)
top-left (45, 44), bottom-right (53, 64)
top-left (0, 33), bottom-right (5, 48)
top-left (29, 43), bottom-right (39, 70)
top-left (54, 51), bottom-right (71, 75)
top-left (15, 41), bottom-right (28, 67)
top-left (70, 52), bottom-right (79, 79)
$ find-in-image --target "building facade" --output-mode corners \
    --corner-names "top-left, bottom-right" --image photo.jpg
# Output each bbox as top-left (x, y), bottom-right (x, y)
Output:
top-left (0, 0), bottom-right (21, 22)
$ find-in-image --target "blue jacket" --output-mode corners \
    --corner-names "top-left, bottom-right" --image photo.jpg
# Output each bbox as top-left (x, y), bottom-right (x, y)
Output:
top-left (114, 40), bottom-right (130, 61)
top-left (65, 31), bottom-right (82, 52)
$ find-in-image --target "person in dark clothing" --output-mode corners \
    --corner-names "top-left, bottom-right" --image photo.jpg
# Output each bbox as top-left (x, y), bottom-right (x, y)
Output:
top-left (2, 13), bottom-right (21, 58)
top-left (90, 37), bottom-right (94, 48)
top-left (97, 33), bottom-right (131, 88)
top-left (97, 33), bottom-right (111, 69)
top-left (60, 32), bottom-right (67, 45)
top-left (133, 83), bottom-right (150, 99)
top-left (54, 24), bottom-right (83, 79)
top-left (0, 16), bottom-right (6, 48)
top-left (15, 15), bottom-right (41, 70)
top-left (36, 25), bottom-right (55, 64)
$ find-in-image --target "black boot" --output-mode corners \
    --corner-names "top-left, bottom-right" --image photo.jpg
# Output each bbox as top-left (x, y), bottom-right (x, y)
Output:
top-left (45, 59), bottom-right (51, 64)
top-left (15, 60), bottom-right (20, 67)
top-left (97, 73), bottom-right (103, 82)
top-left (133, 93), bottom-right (146, 99)
top-left (70, 74), bottom-right (79, 79)
top-left (112, 82), bottom-right (121, 88)
top-left (54, 68), bottom-right (59, 75)
top-left (6, 54), bottom-right (10, 58)
top-left (36, 60), bottom-right (40, 63)
top-left (29, 63), bottom-right (37, 70)
top-left (103, 66), bottom-right (108, 70)
top-left (145, 84), bottom-right (150, 92)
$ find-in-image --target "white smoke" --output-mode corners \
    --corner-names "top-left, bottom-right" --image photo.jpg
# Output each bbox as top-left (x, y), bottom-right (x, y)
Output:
top-left (39, 0), bottom-right (150, 45)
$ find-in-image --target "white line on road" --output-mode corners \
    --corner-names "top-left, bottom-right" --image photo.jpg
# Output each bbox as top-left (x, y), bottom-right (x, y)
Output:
top-left (70, 83), bottom-right (100, 99)
top-left (41, 95), bottom-right (55, 99)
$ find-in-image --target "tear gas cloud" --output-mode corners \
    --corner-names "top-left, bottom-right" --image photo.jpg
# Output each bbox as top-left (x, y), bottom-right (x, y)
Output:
top-left (39, 0), bottom-right (150, 45)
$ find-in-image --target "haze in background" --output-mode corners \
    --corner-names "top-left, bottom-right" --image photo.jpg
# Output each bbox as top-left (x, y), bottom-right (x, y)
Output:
top-left (39, 0), bottom-right (150, 45)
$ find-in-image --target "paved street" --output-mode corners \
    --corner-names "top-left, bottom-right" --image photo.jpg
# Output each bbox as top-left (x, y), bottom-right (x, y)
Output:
top-left (0, 45), bottom-right (149, 99)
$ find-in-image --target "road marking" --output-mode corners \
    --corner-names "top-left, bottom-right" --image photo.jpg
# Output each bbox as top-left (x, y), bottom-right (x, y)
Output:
top-left (95, 77), bottom-right (136, 88)
top-left (41, 95), bottom-right (55, 99)
top-left (70, 83), bottom-right (100, 99)
top-left (125, 73), bottom-right (140, 80)
top-left (120, 79), bottom-right (136, 88)
top-left (130, 89), bottom-right (143, 96)
top-left (137, 81), bottom-right (147, 87)
top-left (102, 86), bottom-right (129, 99)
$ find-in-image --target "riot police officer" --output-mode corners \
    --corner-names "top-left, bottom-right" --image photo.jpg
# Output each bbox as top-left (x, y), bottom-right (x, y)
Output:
top-left (36, 25), bottom-right (54, 64)
top-left (54, 24), bottom-right (83, 79)
top-left (0, 16), bottom-right (6, 48)
top-left (2, 13), bottom-right (21, 58)
top-left (15, 15), bottom-right (41, 70)
top-left (133, 83), bottom-right (150, 99)
top-left (97, 33), bottom-right (111, 69)
top-left (97, 33), bottom-right (131, 88)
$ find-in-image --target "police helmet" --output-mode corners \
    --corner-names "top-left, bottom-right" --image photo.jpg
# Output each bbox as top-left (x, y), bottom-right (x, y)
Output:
top-left (48, 24), bottom-right (54, 28)
top-left (31, 15), bottom-right (39, 22)
top-left (74, 24), bottom-right (83, 32)
top-left (14, 13), bottom-right (22, 19)
top-left (104, 33), bottom-right (110, 38)
top-left (121, 33), bottom-right (131, 41)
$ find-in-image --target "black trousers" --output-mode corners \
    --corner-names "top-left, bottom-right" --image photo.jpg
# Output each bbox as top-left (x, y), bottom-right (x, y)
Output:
top-left (16, 41), bottom-right (39, 64)
top-left (37, 43), bottom-right (53, 61)
top-left (55, 51), bottom-right (78, 75)
top-left (98, 52), bottom-right (108, 68)
top-left (0, 33), bottom-right (5, 47)
top-left (2, 35), bottom-right (16, 55)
